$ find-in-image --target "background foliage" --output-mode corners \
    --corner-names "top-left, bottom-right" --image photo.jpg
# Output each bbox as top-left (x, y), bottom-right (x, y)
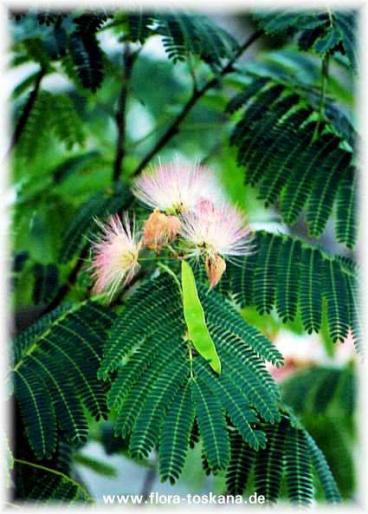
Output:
top-left (8, 7), bottom-right (358, 506)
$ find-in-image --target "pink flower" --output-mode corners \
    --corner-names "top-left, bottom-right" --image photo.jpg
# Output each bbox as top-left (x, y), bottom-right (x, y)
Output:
top-left (90, 214), bottom-right (140, 298)
top-left (180, 200), bottom-right (253, 262)
top-left (132, 162), bottom-right (220, 214)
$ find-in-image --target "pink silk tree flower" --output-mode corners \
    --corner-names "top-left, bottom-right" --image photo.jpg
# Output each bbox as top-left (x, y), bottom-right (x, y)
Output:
top-left (180, 199), bottom-right (253, 263)
top-left (90, 214), bottom-right (141, 298)
top-left (132, 162), bottom-right (220, 214)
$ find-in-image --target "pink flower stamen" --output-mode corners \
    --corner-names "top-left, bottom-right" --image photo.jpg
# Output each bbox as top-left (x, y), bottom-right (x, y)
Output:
top-left (90, 214), bottom-right (140, 299)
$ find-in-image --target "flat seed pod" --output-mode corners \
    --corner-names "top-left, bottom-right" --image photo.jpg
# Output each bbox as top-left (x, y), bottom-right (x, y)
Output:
top-left (181, 260), bottom-right (221, 374)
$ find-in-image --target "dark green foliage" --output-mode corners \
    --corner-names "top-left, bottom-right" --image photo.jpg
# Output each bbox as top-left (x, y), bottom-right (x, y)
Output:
top-left (59, 187), bottom-right (132, 263)
top-left (299, 247), bottom-right (324, 333)
top-left (14, 459), bottom-right (91, 503)
top-left (334, 12), bottom-right (357, 69)
top-left (254, 418), bottom-right (289, 502)
top-left (13, 304), bottom-right (69, 363)
top-left (52, 151), bottom-right (101, 183)
top-left (126, 12), bottom-right (154, 43)
top-left (225, 231), bottom-right (359, 344)
top-left (282, 366), bottom-right (355, 419)
top-left (17, 91), bottom-right (85, 158)
top-left (68, 15), bottom-right (107, 91)
top-left (13, 301), bottom-right (115, 458)
top-left (15, 366), bottom-right (58, 459)
top-left (225, 415), bottom-right (340, 504)
top-left (254, 10), bottom-right (357, 68)
top-left (160, 383), bottom-right (194, 484)
top-left (32, 264), bottom-right (59, 304)
top-left (100, 274), bottom-right (281, 483)
top-left (68, 31), bottom-right (104, 91)
top-left (191, 378), bottom-right (230, 471)
top-left (226, 431), bottom-right (255, 495)
top-left (67, 13), bottom-right (110, 91)
top-left (154, 13), bottom-right (238, 67)
top-left (284, 425), bottom-right (313, 504)
top-left (323, 259), bottom-right (350, 342)
top-left (227, 78), bottom-right (356, 247)
top-left (305, 433), bottom-right (342, 503)
top-left (336, 171), bottom-right (356, 249)
top-left (117, 11), bottom-right (239, 66)
top-left (281, 366), bottom-right (355, 499)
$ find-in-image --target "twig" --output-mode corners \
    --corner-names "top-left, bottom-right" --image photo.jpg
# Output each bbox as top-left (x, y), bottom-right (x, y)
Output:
top-left (112, 44), bottom-right (139, 184)
top-left (10, 67), bottom-right (46, 150)
top-left (132, 30), bottom-right (262, 176)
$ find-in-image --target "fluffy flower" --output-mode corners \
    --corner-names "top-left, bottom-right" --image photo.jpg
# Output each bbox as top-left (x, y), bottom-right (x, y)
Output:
top-left (132, 162), bottom-right (220, 214)
top-left (142, 210), bottom-right (181, 251)
top-left (90, 214), bottom-right (140, 298)
top-left (180, 199), bottom-right (253, 261)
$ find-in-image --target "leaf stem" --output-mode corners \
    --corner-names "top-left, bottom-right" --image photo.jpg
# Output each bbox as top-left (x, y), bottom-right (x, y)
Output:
top-left (158, 262), bottom-right (182, 293)
top-left (188, 342), bottom-right (194, 380)
top-left (13, 458), bottom-right (88, 493)
top-left (132, 30), bottom-right (262, 176)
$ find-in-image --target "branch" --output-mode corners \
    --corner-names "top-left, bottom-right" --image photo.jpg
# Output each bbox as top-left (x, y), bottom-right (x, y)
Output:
top-left (112, 44), bottom-right (138, 184)
top-left (10, 67), bottom-right (46, 150)
top-left (132, 29), bottom-right (262, 176)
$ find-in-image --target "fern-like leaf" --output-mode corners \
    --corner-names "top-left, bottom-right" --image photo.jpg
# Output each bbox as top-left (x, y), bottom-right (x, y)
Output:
top-left (191, 378), bottom-right (230, 471)
top-left (13, 301), bottom-right (114, 457)
top-left (225, 231), bottom-right (358, 345)
top-left (68, 30), bottom-right (104, 91)
top-left (129, 358), bottom-right (188, 459)
top-left (305, 433), bottom-right (342, 503)
top-left (284, 425), bottom-right (314, 505)
top-left (15, 459), bottom-right (92, 503)
top-left (14, 367), bottom-right (57, 459)
top-left (16, 91), bottom-right (85, 158)
top-left (254, 417), bottom-right (288, 503)
top-left (226, 431), bottom-right (256, 495)
top-left (227, 78), bottom-right (356, 247)
top-left (101, 274), bottom-right (281, 482)
top-left (154, 12), bottom-right (238, 68)
top-left (254, 9), bottom-right (357, 69)
top-left (159, 383), bottom-right (195, 484)
top-left (323, 259), bottom-right (350, 342)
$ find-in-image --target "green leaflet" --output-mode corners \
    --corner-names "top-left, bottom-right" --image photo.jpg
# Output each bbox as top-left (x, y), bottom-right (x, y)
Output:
top-left (181, 261), bottom-right (221, 374)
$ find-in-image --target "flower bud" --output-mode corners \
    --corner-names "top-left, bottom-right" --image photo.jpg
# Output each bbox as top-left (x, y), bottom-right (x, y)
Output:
top-left (143, 211), bottom-right (181, 251)
top-left (166, 215), bottom-right (181, 239)
top-left (205, 254), bottom-right (226, 288)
